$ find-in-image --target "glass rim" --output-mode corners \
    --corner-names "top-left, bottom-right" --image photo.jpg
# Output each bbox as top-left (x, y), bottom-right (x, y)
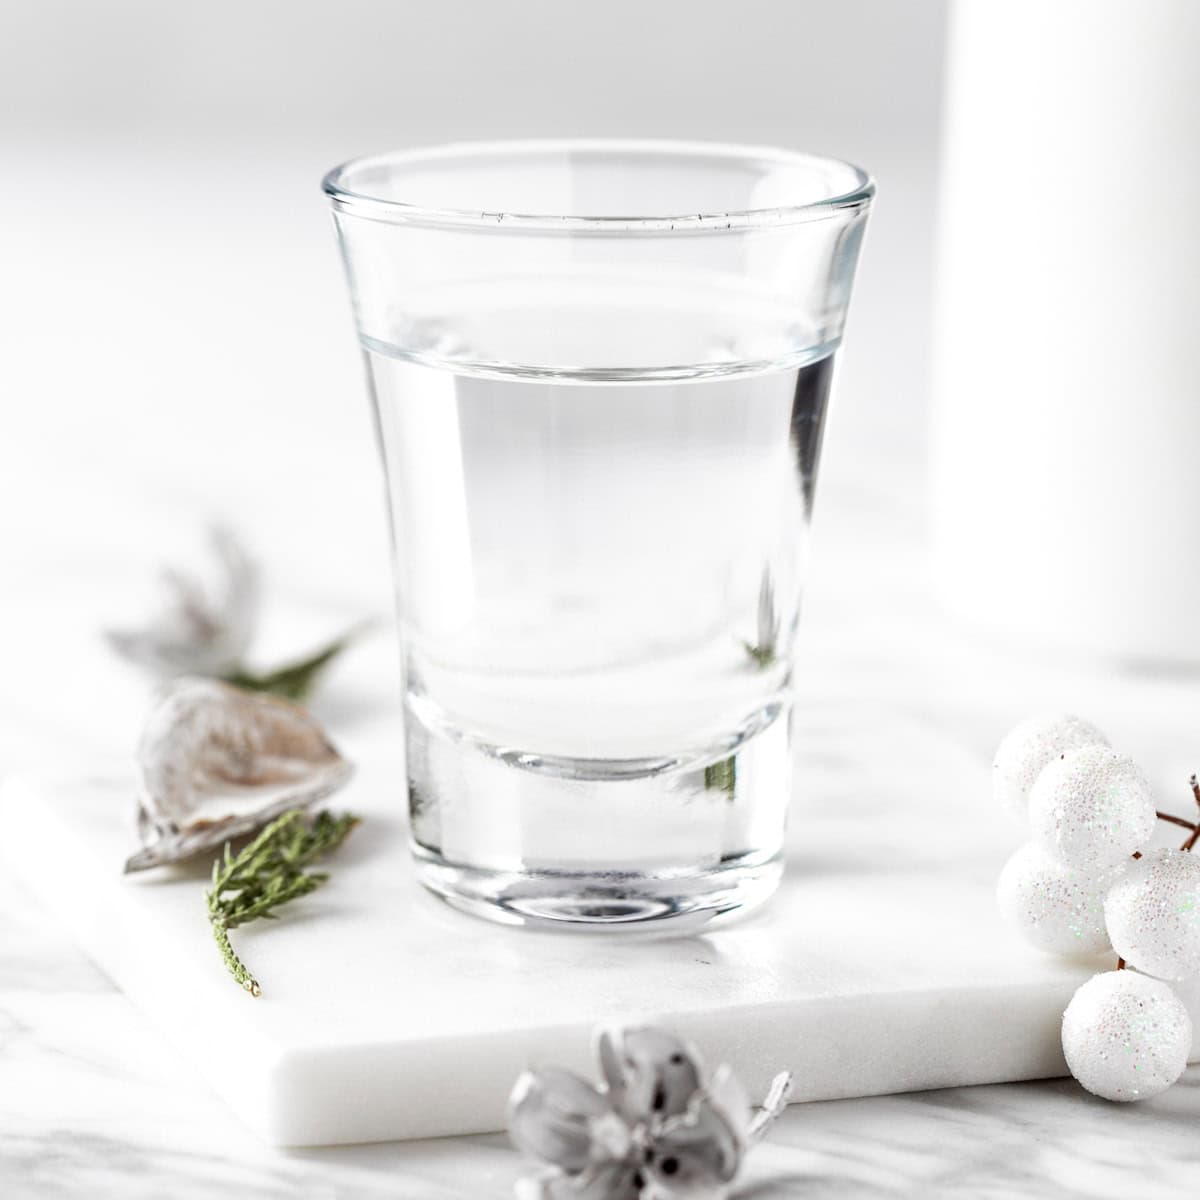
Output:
top-left (322, 138), bottom-right (874, 233)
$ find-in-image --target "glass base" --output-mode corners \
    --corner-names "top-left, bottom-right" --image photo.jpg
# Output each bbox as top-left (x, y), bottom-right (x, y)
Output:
top-left (414, 846), bottom-right (783, 931)
top-left (405, 697), bottom-right (791, 930)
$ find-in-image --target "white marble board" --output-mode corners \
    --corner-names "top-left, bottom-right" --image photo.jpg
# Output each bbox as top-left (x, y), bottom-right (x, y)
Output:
top-left (4, 703), bottom-right (1194, 1148)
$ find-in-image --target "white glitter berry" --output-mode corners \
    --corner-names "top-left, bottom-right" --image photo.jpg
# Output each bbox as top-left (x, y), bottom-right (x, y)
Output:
top-left (992, 715), bottom-right (1109, 823)
top-left (996, 842), bottom-right (1122, 955)
top-left (1104, 849), bottom-right (1200, 981)
top-left (1028, 746), bottom-right (1155, 870)
top-left (1061, 970), bottom-right (1191, 1101)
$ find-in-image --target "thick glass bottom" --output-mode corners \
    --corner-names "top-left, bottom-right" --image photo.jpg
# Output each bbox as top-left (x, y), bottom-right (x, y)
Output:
top-left (405, 698), bottom-right (791, 930)
top-left (413, 845), bottom-right (783, 931)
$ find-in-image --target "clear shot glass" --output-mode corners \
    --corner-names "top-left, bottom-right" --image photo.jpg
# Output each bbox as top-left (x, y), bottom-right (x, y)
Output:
top-left (324, 140), bottom-right (872, 929)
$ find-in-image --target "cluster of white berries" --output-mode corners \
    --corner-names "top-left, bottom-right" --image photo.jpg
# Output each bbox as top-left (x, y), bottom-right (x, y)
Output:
top-left (993, 714), bottom-right (1199, 1102)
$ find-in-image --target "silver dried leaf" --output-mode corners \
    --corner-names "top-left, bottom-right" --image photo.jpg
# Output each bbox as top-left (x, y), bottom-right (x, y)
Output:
top-left (124, 677), bottom-right (353, 872)
top-left (106, 525), bottom-right (258, 679)
top-left (510, 1025), bottom-right (793, 1200)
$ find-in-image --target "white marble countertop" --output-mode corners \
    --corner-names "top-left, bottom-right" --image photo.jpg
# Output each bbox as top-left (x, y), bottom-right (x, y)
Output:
top-left (5, 143), bottom-right (1200, 1198)
top-left (5, 859), bottom-right (1200, 1199)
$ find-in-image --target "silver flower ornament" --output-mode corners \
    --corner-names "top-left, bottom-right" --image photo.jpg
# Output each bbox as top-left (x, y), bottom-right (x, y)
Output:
top-left (509, 1026), bottom-right (793, 1200)
top-left (124, 677), bottom-right (354, 872)
top-left (106, 525), bottom-right (258, 679)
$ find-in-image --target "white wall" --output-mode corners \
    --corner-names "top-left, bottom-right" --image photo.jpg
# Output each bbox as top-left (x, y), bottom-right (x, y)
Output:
top-left (5, 1), bottom-right (944, 158)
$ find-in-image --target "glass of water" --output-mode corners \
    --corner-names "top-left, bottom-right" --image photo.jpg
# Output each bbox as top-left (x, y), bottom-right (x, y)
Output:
top-left (324, 141), bottom-right (872, 929)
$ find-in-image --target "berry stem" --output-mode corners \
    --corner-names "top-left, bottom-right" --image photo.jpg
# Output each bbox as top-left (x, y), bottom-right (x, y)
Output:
top-left (1155, 810), bottom-right (1196, 832)
top-left (1173, 779), bottom-right (1200, 851)
top-left (1117, 782), bottom-right (1200, 969)
top-left (1150, 782), bottom-right (1200, 853)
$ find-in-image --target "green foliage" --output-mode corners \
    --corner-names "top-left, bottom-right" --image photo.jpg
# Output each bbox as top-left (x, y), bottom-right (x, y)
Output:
top-left (223, 627), bottom-right (362, 702)
top-left (205, 809), bottom-right (359, 996)
top-left (705, 755), bottom-right (737, 799)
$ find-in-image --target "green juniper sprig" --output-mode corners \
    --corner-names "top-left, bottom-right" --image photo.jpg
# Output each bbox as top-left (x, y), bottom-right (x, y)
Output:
top-left (704, 754), bottom-right (737, 799)
top-left (223, 624), bottom-right (368, 702)
top-left (741, 568), bottom-right (781, 670)
top-left (205, 809), bottom-right (360, 997)
top-left (740, 640), bottom-right (778, 669)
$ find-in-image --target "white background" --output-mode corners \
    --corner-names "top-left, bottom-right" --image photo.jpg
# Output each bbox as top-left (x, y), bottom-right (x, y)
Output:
top-left (0, 0), bottom-right (949, 767)
top-left (2, 8), bottom-right (945, 571)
